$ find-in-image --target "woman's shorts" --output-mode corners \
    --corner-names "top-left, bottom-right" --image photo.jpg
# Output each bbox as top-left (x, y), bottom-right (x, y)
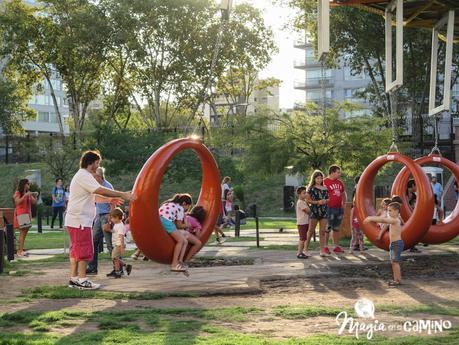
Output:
top-left (389, 240), bottom-right (404, 262)
top-left (67, 226), bottom-right (93, 261)
top-left (160, 216), bottom-right (177, 234)
top-left (297, 224), bottom-right (309, 241)
top-left (310, 214), bottom-right (327, 220)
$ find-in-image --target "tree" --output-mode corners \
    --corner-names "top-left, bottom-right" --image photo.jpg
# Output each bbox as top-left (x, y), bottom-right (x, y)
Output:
top-left (41, 0), bottom-right (111, 137)
top-left (211, 102), bottom-right (392, 176)
top-left (211, 4), bottom-right (278, 117)
top-left (38, 137), bottom-right (80, 182)
top-left (0, 0), bottom-right (66, 135)
top-left (99, 0), bottom-right (220, 129)
top-left (0, 76), bottom-right (35, 134)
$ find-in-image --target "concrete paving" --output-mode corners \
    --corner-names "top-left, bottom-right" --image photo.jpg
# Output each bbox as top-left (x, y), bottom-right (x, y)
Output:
top-left (2, 229), bottom-right (458, 297)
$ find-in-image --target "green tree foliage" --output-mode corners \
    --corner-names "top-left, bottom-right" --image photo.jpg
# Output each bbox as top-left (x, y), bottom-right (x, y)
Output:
top-left (0, 0), bottom-right (66, 135)
top-left (42, 0), bottom-right (111, 136)
top-left (0, 76), bottom-right (35, 134)
top-left (0, 0), bottom-right (106, 136)
top-left (37, 137), bottom-right (80, 182)
top-left (211, 4), bottom-right (278, 117)
top-left (210, 102), bottom-right (391, 177)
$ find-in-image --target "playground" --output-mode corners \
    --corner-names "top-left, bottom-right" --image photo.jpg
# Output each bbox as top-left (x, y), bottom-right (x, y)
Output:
top-left (1, 226), bottom-right (459, 344)
top-left (2, 0), bottom-right (459, 344)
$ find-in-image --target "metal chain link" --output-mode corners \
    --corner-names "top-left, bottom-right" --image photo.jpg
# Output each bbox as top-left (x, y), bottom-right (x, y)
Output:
top-left (388, 92), bottom-right (399, 152)
top-left (430, 114), bottom-right (442, 156)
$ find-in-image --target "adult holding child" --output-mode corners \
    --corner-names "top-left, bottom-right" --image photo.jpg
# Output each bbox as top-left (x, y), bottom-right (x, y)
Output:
top-left (66, 150), bottom-right (134, 290)
top-left (323, 165), bottom-right (347, 254)
top-left (13, 179), bottom-right (38, 257)
top-left (305, 170), bottom-right (329, 257)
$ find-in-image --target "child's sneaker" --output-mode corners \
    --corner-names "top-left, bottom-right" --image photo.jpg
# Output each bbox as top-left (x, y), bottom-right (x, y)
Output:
top-left (216, 237), bottom-right (222, 244)
top-left (125, 264), bottom-right (132, 276)
top-left (324, 247), bottom-right (331, 255)
top-left (106, 270), bottom-right (117, 277)
top-left (77, 279), bottom-right (101, 290)
top-left (333, 246), bottom-right (344, 254)
top-left (114, 271), bottom-right (122, 279)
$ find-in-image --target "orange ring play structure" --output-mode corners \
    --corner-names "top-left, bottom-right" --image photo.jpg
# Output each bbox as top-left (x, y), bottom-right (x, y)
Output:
top-left (129, 138), bottom-right (221, 264)
top-left (355, 153), bottom-right (434, 250)
top-left (391, 154), bottom-right (459, 244)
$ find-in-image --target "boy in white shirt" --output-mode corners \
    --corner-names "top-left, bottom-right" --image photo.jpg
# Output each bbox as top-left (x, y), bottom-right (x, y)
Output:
top-left (107, 208), bottom-right (132, 278)
top-left (296, 186), bottom-right (311, 258)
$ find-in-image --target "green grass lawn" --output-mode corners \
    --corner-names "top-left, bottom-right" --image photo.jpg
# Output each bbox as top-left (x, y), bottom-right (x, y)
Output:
top-left (23, 231), bottom-right (67, 250)
top-left (0, 305), bottom-right (457, 345)
top-left (240, 218), bottom-right (295, 230)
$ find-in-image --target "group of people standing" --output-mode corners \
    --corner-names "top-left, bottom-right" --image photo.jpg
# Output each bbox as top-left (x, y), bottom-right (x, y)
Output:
top-left (295, 165), bottom-right (347, 258)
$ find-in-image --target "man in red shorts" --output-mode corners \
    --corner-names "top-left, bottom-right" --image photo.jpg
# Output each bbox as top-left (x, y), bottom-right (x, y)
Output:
top-left (65, 150), bottom-right (134, 290)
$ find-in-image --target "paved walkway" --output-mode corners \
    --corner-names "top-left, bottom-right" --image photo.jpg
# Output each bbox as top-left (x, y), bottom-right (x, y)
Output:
top-left (2, 229), bottom-right (458, 297)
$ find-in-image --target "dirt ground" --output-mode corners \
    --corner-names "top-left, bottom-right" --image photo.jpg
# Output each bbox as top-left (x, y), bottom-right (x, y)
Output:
top-left (1, 254), bottom-right (458, 339)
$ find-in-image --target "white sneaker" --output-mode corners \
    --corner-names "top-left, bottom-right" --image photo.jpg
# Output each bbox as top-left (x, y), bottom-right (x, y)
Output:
top-left (68, 279), bottom-right (79, 289)
top-left (77, 279), bottom-right (101, 290)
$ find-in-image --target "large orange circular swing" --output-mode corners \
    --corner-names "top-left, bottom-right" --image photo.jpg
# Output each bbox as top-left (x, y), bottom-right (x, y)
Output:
top-left (129, 138), bottom-right (221, 264)
top-left (391, 154), bottom-right (459, 244)
top-left (355, 153), bottom-right (435, 250)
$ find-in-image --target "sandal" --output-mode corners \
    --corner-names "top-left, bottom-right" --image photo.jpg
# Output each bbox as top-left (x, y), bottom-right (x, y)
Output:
top-left (170, 264), bottom-right (186, 272)
top-left (297, 253), bottom-right (308, 259)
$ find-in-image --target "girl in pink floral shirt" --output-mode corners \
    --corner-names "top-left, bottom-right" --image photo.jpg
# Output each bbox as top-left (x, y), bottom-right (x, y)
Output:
top-left (159, 194), bottom-right (192, 272)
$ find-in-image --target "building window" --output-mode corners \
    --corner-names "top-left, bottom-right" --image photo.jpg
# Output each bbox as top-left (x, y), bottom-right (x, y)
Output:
top-left (51, 79), bottom-right (61, 91)
top-left (38, 111), bottom-right (50, 122)
top-left (33, 94), bottom-right (47, 105)
top-left (344, 67), bottom-right (365, 80)
top-left (344, 88), bottom-right (365, 99)
top-left (306, 69), bottom-right (332, 80)
top-left (306, 89), bottom-right (332, 100)
top-left (49, 112), bottom-right (58, 123)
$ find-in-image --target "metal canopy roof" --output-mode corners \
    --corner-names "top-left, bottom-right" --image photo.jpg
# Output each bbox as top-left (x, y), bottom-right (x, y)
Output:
top-left (331, 0), bottom-right (459, 39)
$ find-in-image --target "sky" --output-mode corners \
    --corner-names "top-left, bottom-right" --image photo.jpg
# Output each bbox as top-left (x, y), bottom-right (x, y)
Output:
top-left (234, 0), bottom-right (306, 109)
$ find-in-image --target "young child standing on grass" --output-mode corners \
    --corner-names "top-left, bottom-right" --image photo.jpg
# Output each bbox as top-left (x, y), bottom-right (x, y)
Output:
top-left (107, 208), bottom-right (132, 278)
top-left (364, 202), bottom-right (403, 287)
top-left (159, 194), bottom-right (193, 272)
top-left (296, 186), bottom-right (311, 258)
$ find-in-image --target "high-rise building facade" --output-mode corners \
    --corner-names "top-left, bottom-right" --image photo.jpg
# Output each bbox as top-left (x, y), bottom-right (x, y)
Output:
top-left (294, 40), bottom-right (371, 117)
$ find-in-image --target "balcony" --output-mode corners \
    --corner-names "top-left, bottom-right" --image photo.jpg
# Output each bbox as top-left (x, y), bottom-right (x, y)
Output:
top-left (294, 57), bottom-right (322, 69)
top-left (294, 77), bottom-right (333, 90)
top-left (294, 39), bottom-right (306, 49)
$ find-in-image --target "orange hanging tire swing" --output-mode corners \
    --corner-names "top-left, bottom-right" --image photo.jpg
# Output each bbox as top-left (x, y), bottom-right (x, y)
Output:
top-left (355, 153), bottom-right (435, 250)
top-left (391, 154), bottom-right (459, 244)
top-left (129, 138), bottom-right (221, 264)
